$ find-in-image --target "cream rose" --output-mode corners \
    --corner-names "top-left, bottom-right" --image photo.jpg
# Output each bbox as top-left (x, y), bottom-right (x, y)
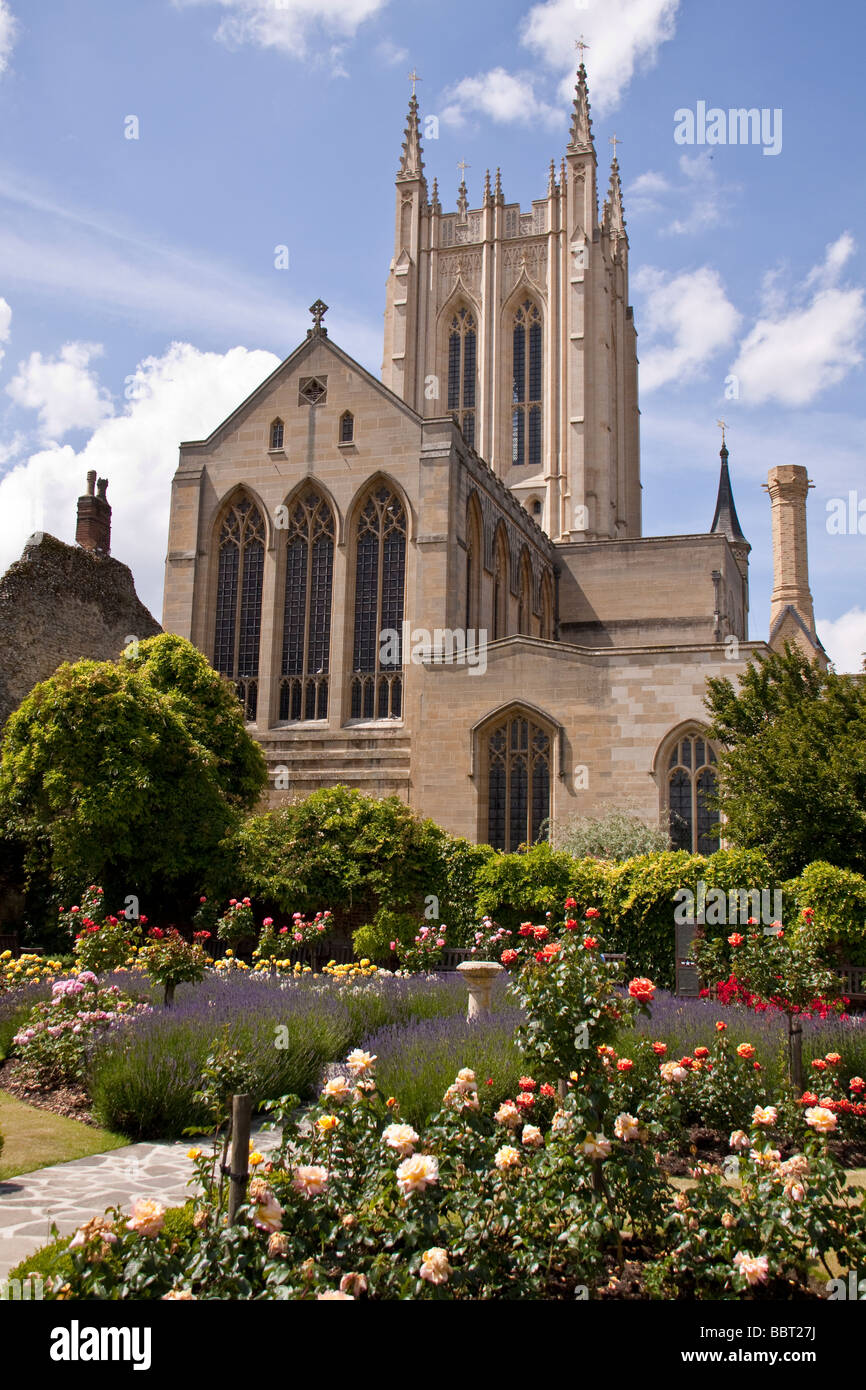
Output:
top-left (382, 1123), bottom-right (419, 1157)
top-left (125, 1199), bottom-right (166, 1238)
top-left (419, 1247), bottom-right (452, 1285)
top-left (396, 1154), bottom-right (439, 1196)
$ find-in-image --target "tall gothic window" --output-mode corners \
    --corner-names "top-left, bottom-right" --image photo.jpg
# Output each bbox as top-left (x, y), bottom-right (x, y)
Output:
top-left (213, 496), bottom-right (265, 721)
top-left (340, 411), bottom-right (354, 444)
top-left (447, 307), bottom-right (477, 448)
top-left (512, 301), bottom-right (542, 468)
top-left (465, 496), bottom-right (482, 631)
top-left (492, 526), bottom-right (509, 641)
top-left (518, 552), bottom-right (532, 635)
top-left (351, 485), bottom-right (407, 720)
top-left (270, 419), bottom-right (284, 451)
top-left (279, 490), bottom-right (335, 722)
top-left (667, 732), bottom-right (720, 854)
top-left (540, 573), bottom-right (554, 641)
top-left (486, 713), bottom-right (551, 851)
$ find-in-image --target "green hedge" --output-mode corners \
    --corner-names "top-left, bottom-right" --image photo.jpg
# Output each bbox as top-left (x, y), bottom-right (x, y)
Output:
top-left (9, 1203), bottom-right (197, 1286)
top-left (785, 861), bottom-right (866, 965)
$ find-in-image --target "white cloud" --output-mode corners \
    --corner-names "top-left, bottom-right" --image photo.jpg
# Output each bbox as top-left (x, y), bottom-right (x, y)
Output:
top-left (0, 2), bottom-right (16, 77)
top-left (633, 266), bottom-right (742, 392)
top-left (816, 608), bottom-right (866, 674)
top-left (627, 154), bottom-right (739, 235)
top-left (0, 295), bottom-right (10, 367)
top-left (731, 235), bottom-right (865, 407)
top-left (522, 0), bottom-right (681, 115)
top-left (441, 68), bottom-right (560, 131)
top-left (0, 341), bottom-right (280, 616)
top-left (171, 0), bottom-right (388, 60)
top-left (7, 342), bottom-right (114, 441)
top-left (376, 38), bottom-right (408, 68)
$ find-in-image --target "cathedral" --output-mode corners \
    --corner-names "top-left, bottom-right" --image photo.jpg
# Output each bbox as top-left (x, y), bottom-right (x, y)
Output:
top-left (161, 62), bottom-right (825, 855)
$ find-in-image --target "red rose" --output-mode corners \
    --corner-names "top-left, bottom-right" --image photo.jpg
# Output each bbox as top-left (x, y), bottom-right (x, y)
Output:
top-left (694, 1047), bottom-right (710, 1059)
top-left (716, 1021), bottom-right (727, 1032)
top-left (501, 949), bottom-right (519, 966)
top-left (564, 898), bottom-right (577, 910)
top-left (518, 925), bottom-right (534, 938)
top-left (564, 919), bottom-right (578, 931)
top-left (583, 937), bottom-right (598, 950)
top-left (519, 1077), bottom-right (536, 1091)
top-left (628, 977), bottom-right (655, 1003)
top-left (616, 1059), bottom-right (633, 1072)
top-left (652, 1042), bottom-right (667, 1056)
top-left (533, 926), bottom-right (549, 942)
top-left (539, 1083), bottom-right (556, 1098)
top-left (585, 907), bottom-right (600, 920)
top-left (727, 933), bottom-right (744, 947)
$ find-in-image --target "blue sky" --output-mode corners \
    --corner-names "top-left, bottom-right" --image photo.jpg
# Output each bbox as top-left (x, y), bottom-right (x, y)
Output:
top-left (0, 0), bottom-right (863, 666)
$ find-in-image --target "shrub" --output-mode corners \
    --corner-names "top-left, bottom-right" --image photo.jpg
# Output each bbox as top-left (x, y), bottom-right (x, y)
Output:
top-left (785, 862), bottom-right (866, 965)
top-left (89, 977), bottom-right (352, 1139)
top-left (474, 843), bottom-right (585, 930)
top-left (553, 808), bottom-right (670, 861)
top-left (0, 634), bottom-right (267, 907)
top-left (11, 975), bottom-right (152, 1089)
top-left (139, 927), bottom-right (210, 1006)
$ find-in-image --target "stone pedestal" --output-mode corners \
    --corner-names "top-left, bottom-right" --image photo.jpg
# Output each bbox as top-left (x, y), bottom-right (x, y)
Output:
top-left (456, 960), bottom-right (504, 1019)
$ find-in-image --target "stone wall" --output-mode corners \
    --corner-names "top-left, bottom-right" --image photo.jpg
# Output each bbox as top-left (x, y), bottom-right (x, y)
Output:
top-left (0, 533), bottom-right (162, 730)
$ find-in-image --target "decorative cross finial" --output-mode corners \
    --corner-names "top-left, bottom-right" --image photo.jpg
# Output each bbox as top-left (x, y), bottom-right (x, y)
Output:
top-left (717, 419), bottom-right (728, 447)
top-left (309, 299), bottom-right (328, 333)
top-left (575, 35), bottom-right (590, 63)
top-left (609, 133), bottom-right (622, 162)
top-left (457, 159), bottom-right (470, 183)
top-left (408, 68), bottom-right (421, 97)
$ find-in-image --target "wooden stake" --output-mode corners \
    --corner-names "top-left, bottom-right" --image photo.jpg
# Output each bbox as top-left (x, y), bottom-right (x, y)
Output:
top-left (227, 1093), bottom-right (252, 1225)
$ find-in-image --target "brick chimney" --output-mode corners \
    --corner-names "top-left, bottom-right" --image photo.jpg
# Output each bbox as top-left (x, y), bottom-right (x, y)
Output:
top-left (76, 471), bottom-right (111, 555)
top-left (764, 464), bottom-right (827, 666)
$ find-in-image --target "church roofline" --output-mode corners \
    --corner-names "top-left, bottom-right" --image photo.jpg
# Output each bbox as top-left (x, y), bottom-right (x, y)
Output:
top-left (768, 604), bottom-right (827, 656)
top-left (178, 328), bottom-right (428, 453)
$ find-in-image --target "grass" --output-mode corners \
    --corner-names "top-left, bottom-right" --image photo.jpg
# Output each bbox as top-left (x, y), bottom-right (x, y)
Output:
top-left (0, 1090), bottom-right (129, 1181)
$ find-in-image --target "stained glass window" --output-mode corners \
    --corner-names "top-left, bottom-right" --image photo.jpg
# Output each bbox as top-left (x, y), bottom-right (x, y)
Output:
top-left (487, 714), bottom-right (551, 851)
top-left (512, 302), bottom-right (543, 468)
top-left (350, 486), bottom-right (407, 720)
top-left (447, 307), bottom-right (477, 448)
top-left (278, 490), bottom-right (334, 722)
top-left (666, 733), bottom-right (720, 853)
top-left (213, 497), bottom-right (265, 721)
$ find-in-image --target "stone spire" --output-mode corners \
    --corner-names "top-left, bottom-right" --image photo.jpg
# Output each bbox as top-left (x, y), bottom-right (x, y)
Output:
top-left (711, 442), bottom-right (747, 545)
top-left (397, 92), bottom-right (425, 182)
top-left (494, 167), bottom-right (503, 204)
top-left (568, 62), bottom-right (595, 153)
top-left (430, 176), bottom-right (441, 214)
top-left (605, 154), bottom-right (626, 237)
top-left (483, 168), bottom-right (492, 206)
top-left (547, 158), bottom-right (557, 195)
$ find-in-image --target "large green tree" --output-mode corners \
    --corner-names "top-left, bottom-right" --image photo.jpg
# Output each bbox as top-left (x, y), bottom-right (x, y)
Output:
top-left (0, 634), bottom-right (267, 907)
top-left (704, 644), bottom-right (866, 876)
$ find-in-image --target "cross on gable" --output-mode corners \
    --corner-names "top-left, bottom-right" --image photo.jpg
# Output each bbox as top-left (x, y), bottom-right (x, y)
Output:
top-left (309, 299), bottom-right (329, 333)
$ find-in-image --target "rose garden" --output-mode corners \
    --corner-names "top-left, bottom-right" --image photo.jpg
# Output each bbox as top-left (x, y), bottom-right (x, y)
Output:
top-left (1, 635), bottom-right (866, 1301)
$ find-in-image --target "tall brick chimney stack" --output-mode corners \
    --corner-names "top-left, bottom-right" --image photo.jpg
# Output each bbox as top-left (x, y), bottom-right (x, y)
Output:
top-left (764, 464), bottom-right (826, 665)
top-left (76, 470), bottom-right (111, 555)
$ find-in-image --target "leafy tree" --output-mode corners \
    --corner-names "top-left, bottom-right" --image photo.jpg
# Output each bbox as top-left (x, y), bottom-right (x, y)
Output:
top-left (0, 634), bottom-right (267, 909)
top-left (704, 644), bottom-right (866, 877)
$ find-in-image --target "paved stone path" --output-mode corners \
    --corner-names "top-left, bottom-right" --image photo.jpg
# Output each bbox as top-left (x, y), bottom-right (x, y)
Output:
top-left (0, 1125), bottom-right (282, 1281)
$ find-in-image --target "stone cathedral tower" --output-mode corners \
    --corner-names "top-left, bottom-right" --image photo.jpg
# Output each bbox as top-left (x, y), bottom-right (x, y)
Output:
top-left (382, 63), bottom-right (641, 543)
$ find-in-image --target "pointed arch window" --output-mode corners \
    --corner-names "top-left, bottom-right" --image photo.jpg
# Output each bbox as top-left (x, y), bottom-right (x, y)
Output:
top-left (666, 732), bottom-right (720, 854)
top-left (270, 419), bottom-right (284, 451)
top-left (540, 573), bottom-right (554, 642)
top-left (339, 411), bottom-right (354, 444)
top-left (465, 497), bottom-right (482, 632)
top-left (279, 490), bottom-right (335, 722)
top-left (447, 307), bottom-right (477, 448)
top-left (492, 527), bottom-right (509, 641)
top-left (486, 713), bottom-right (551, 851)
top-left (512, 301), bottom-right (542, 468)
top-left (518, 552), bottom-right (532, 635)
top-left (213, 496), bottom-right (265, 721)
top-left (351, 485), bottom-right (407, 720)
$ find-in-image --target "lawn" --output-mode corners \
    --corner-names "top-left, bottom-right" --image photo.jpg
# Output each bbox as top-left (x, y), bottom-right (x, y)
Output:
top-left (0, 1090), bottom-right (128, 1181)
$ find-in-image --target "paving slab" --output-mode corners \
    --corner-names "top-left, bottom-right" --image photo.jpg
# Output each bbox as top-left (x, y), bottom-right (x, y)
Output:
top-left (0, 1125), bottom-right (281, 1283)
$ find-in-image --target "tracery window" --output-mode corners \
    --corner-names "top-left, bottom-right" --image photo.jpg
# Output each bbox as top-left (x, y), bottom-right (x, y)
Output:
top-left (340, 411), bottom-right (354, 444)
top-left (350, 485), bottom-right (407, 720)
top-left (279, 490), bottom-right (335, 722)
top-left (666, 732), bottom-right (720, 854)
top-left (447, 306), bottom-right (477, 448)
top-left (512, 301), bottom-right (543, 468)
top-left (213, 496), bottom-right (265, 721)
top-left (486, 714), bottom-right (551, 851)
top-left (270, 419), bottom-right (284, 450)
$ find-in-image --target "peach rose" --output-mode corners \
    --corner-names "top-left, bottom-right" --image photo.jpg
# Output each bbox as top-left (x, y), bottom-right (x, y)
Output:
top-left (419, 1247), bottom-right (452, 1285)
top-left (125, 1199), bottom-right (166, 1238)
